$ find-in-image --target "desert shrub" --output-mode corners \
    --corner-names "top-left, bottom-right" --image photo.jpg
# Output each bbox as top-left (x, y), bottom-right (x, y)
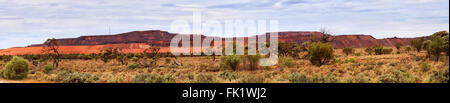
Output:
top-left (344, 58), bottom-right (356, 63)
top-left (405, 45), bottom-right (412, 52)
top-left (278, 42), bottom-right (302, 58)
top-left (278, 56), bottom-right (295, 68)
top-left (428, 67), bottom-right (449, 83)
top-left (410, 38), bottom-right (425, 52)
top-left (288, 72), bottom-right (310, 83)
top-left (382, 48), bottom-right (393, 54)
top-left (195, 74), bottom-right (216, 83)
top-left (365, 46), bottom-right (374, 55)
top-left (239, 75), bottom-right (265, 83)
top-left (0, 69), bottom-right (4, 78)
top-left (132, 73), bottom-right (175, 83)
top-left (378, 70), bottom-right (419, 83)
top-left (420, 62), bottom-right (430, 73)
top-left (413, 56), bottom-right (423, 61)
top-left (342, 48), bottom-right (354, 56)
top-left (165, 58), bottom-right (171, 64)
top-left (221, 55), bottom-right (242, 71)
top-left (43, 64), bottom-right (53, 74)
top-left (307, 42), bottom-right (334, 66)
top-left (217, 71), bottom-right (238, 81)
top-left (58, 71), bottom-right (99, 83)
top-left (311, 74), bottom-right (338, 83)
top-left (2, 56), bottom-right (30, 80)
top-left (128, 63), bottom-right (142, 69)
top-left (131, 57), bottom-right (140, 62)
top-left (355, 52), bottom-right (361, 56)
top-left (395, 43), bottom-right (403, 50)
top-left (374, 46), bottom-right (384, 55)
top-left (247, 54), bottom-right (263, 70)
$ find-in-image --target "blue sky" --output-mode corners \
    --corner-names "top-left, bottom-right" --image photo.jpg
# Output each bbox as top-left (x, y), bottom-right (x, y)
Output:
top-left (0, 0), bottom-right (448, 49)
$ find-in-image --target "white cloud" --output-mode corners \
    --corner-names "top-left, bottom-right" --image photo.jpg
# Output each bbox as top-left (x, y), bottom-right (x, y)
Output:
top-left (0, 0), bottom-right (448, 49)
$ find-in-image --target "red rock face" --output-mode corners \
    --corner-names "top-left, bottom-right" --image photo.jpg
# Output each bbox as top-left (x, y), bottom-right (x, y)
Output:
top-left (0, 30), bottom-right (426, 55)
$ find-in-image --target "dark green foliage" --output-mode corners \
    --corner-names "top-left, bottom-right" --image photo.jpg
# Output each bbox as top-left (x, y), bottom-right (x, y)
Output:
top-left (128, 63), bottom-right (142, 69)
top-left (195, 74), bottom-right (216, 83)
top-left (410, 37), bottom-right (425, 52)
top-left (278, 42), bottom-right (302, 58)
top-left (428, 67), bottom-right (449, 83)
top-left (288, 72), bottom-right (310, 83)
top-left (217, 71), bottom-right (238, 81)
top-left (132, 73), bottom-right (175, 83)
top-left (2, 56), bottom-right (30, 80)
top-left (307, 42), bottom-right (334, 66)
top-left (278, 56), bottom-right (295, 68)
top-left (395, 42), bottom-right (403, 50)
top-left (56, 70), bottom-right (99, 83)
top-left (43, 64), bottom-right (53, 74)
top-left (382, 48), bottom-right (393, 54)
top-left (342, 48), bottom-right (354, 56)
top-left (221, 55), bottom-right (242, 71)
top-left (365, 46), bottom-right (374, 55)
top-left (426, 31), bottom-right (449, 61)
top-left (247, 54), bottom-right (263, 70)
top-left (420, 62), bottom-right (430, 73)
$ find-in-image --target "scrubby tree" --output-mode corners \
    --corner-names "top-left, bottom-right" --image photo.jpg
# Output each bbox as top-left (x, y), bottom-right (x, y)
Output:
top-left (278, 42), bottom-right (302, 58)
top-left (342, 48), bottom-right (355, 56)
top-left (312, 27), bottom-right (335, 43)
top-left (410, 37), bottom-right (425, 52)
top-left (307, 42), bottom-right (334, 66)
top-left (42, 38), bottom-right (61, 68)
top-left (99, 48), bottom-right (120, 63)
top-left (395, 43), bottom-right (403, 50)
top-left (427, 31), bottom-right (449, 61)
top-left (365, 46), bottom-right (375, 55)
top-left (221, 55), bottom-right (242, 71)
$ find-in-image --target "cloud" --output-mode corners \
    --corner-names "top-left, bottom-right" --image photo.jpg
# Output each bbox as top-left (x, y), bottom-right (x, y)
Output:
top-left (0, 0), bottom-right (448, 49)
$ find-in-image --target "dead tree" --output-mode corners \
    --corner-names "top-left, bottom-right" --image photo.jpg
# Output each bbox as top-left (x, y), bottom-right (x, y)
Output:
top-left (42, 38), bottom-right (61, 68)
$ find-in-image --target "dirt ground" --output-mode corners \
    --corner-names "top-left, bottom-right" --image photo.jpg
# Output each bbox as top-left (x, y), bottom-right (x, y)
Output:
top-left (0, 48), bottom-right (448, 83)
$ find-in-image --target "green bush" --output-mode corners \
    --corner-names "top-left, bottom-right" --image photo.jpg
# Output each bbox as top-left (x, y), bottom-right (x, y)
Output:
top-left (278, 56), bottom-right (295, 68)
top-left (410, 38), bottom-right (425, 52)
top-left (428, 67), bottom-right (449, 83)
top-left (342, 48), bottom-right (354, 56)
top-left (427, 31), bottom-right (448, 61)
top-left (378, 70), bottom-right (419, 83)
top-left (2, 56), bottom-right (30, 80)
top-left (420, 62), bottom-right (430, 73)
top-left (278, 42), bottom-right (302, 58)
top-left (217, 71), bottom-right (238, 81)
top-left (395, 43), bottom-right (403, 50)
top-left (344, 58), bottom-right (356, 63)
top-left (288, 72), bottom-right (310, 83)
top-left (132, 73), bottom-right (175, 83)
top-left (239, 75), bottom-right (265, 83)
top-left (58, 71), bottom-right (99, 83)
top-left (247, 54), bottom-right (263, 70)
top-left (307, 42), bottom-right (334, 66)
top-left (195, 74), bottom-right (216, 83)
top-left (405, 45), bottom-right (412, 52)
top-left (43, 64), bottom-right (53, 74)
top-left (355, 52), bottom-right (361, 56)
top-left (221, 55), bottom-right (241, 71)
top-left (382, 48), bottom-right (393, 54)
top-left (374, 46), bottom-right (384, 55)
top-left (365, 46), bottom-right (374, 55)
top-left (128, 63), bottom-right (142, 69)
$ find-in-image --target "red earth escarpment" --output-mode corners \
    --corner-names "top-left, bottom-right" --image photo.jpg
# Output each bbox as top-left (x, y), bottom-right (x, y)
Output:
top-left (0, 30), bottom-right (425, 55)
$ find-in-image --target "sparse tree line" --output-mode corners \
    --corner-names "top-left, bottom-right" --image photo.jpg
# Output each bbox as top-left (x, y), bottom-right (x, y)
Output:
top-left (0, 30), bottom-right (448, 82)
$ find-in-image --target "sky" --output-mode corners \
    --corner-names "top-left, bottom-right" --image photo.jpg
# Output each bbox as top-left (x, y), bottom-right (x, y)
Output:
top-left (0, 0), bottom-right (449, 49)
